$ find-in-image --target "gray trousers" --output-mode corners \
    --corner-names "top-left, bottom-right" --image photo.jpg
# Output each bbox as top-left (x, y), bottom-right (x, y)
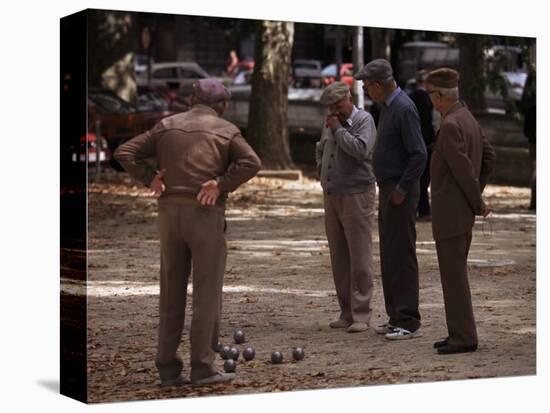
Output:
top-left (324, 186), bottom-right (376, 325)
top-left (378, 181), bottom-right (421, 332)
top-left (155, 201), bottom-right (226, 382)
top-left (436, 232), bottom-right (478, 347)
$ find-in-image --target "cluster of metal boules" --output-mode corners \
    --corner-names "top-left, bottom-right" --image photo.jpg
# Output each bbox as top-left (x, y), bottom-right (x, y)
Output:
top-left (214, 329), bottom-right (306, 373)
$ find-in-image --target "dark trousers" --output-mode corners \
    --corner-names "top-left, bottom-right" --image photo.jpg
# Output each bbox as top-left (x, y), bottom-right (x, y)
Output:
top-left (378, 181), bottom-right (421, 332)
top-left (418, 149), bottom-right (432, 217)
top-left (435, 232), bottom-right (478, 347)
top-left (155, 202), bottom-right (227, 382)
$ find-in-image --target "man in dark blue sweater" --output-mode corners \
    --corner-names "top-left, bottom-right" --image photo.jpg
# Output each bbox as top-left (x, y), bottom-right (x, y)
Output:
top-left (354, 59), bottom-right (427, 340)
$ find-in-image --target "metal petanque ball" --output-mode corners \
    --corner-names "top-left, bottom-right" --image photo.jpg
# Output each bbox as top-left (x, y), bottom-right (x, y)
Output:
top-left (224, 359), bottom-right (237, 373)
top-left (220, 345), bottom-right (232, 360)
top-left (271, 351), bottom-right (283, 364)
top-left (242, 346), bottom-right (256, 361)
top-left (233, 329), bottom-right (246, 344)
top-left (214, 340), bottom-right (222, 353)
top-left (292, 347), bottom-right (305, 361)
top-left (229, 346), bottom-right (240, 361)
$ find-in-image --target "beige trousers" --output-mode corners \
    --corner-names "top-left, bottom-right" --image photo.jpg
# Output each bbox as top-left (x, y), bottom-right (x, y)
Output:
top-left (323, 185), bottom-right (376, 325)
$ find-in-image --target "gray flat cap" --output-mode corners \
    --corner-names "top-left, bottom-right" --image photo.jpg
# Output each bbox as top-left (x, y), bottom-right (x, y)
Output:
top-left (354, 59), bottom-right (393, 81)
top-left (193, 79), bottom-right (232, 103)
top-left (320, 81), bottom-right (351, 106)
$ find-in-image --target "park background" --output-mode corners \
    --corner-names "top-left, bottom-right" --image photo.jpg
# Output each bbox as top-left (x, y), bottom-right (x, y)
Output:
top-left (0, 0), bottom-right (548, 412)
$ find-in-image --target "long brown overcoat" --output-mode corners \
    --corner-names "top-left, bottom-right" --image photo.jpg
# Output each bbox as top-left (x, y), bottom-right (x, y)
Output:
top-left (430, 102), bottom-right (496, 241)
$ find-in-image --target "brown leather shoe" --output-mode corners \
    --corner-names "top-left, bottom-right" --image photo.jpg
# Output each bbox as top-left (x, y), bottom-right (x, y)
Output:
top-left (329, 319), bottom-right (352, 328)
top-left (347, 322), bottom-right (369, 333)
top-left (160, 374), bottom-right (190, 387)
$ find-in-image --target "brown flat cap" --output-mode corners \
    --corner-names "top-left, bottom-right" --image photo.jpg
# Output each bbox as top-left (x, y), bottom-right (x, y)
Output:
top-left (193, 79), bottom-right (232, 103)
top-left (354, 59), bottom-right (393, 81)
top-left (427, 68), bottom-right (459, 88)
top-left (320, 81), bottom-right (351, 106)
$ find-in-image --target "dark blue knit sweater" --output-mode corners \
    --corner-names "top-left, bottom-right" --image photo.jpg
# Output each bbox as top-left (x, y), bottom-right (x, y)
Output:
top-left (373, 89), bottom-right (427, 194)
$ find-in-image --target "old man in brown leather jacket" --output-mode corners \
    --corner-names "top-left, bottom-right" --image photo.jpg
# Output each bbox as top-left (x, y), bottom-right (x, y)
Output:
top-left (115, 79), bottom-right (261, 386)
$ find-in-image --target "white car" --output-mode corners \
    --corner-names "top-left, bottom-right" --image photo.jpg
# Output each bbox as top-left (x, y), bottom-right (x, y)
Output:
top-left (137, 62), bottom-right (209, 94)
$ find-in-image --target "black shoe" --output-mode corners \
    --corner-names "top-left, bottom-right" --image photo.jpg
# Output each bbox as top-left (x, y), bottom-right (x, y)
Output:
top-left (433, 338), bottom-right (449, 349)
top-left (437, 343), bottom-right (477, 355)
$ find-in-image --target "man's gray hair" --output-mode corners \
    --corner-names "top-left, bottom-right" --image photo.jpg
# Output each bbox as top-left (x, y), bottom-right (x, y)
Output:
top-left (380, 77), bottom-right (396, 90)
top-left (433, 86), bottom-right (459, 100)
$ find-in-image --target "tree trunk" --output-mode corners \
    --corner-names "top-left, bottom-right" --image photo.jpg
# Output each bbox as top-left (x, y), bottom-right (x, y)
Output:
top-left (456, 33), bottom-right (487, 112)
top-left (88, 10), bottom-right (138, 105)
top-left (247, 20), bottom-right (295, 170)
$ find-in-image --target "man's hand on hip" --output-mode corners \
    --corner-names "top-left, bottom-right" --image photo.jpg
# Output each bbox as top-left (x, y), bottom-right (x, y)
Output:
top-left (390, 189), bottom-right (405, 205)
top-left (150, 168), bottom-right (166, 197)
top-left (197, 179), bottom-right (220, 206)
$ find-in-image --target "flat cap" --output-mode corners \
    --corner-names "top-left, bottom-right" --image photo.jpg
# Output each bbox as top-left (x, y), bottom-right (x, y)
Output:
top-left (427, 68), bottom-right (459, 88)
top-left (193, 79), bottom-right (232, 103)
top-left (354, 59), bottom-right (393, 81)
top-left (320, 81), bottom-right (351, 106)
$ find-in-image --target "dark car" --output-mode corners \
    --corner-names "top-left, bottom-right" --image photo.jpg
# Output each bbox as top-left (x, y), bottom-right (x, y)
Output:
top-left (88, 89), bottom-right (173, 169)
top-left (292, 59), bottom-right (323, 88)
top-left (137, 90), bottom-right (171, 112)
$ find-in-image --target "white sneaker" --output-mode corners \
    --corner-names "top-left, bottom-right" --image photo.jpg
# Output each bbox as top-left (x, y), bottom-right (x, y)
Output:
top-left (385, 327), bottom-right (423, 340)
top-left (374, 323), bottom-right (394, 334)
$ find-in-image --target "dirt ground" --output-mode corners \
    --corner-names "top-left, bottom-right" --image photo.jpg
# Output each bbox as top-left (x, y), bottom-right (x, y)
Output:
top-left (72, 170), bottom-right (536, 403)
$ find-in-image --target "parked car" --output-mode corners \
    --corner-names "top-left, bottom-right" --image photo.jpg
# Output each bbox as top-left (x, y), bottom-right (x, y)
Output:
top-left (134, 53), bottom-right (155, 79)
top-left (292, 59), bottom-right (323, 88)
top-left (397, 41), bottom-right (459, 84)
top-left (88, 89), bottom-right (172, 169)
top-left (234, 60), bottom-right (254, 75)
top-left (136, 89), bottom-right (171, 112)
top-left (138, 62), bottom-right (209, 95)
top-left (485, 71), bottom-right (528, 112)
top-left (321, 63), bottom-right (354, 87)
top-left (224, 84), bottom-right (372, 137)
top-left (71, 133), bottom-right (110, 164)
top-left (232, 69), bottom-right (253, 85)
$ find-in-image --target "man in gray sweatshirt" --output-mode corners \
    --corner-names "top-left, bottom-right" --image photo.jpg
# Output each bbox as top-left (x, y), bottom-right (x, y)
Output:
top-left (354, 59), bottom-right (427, 340)
top-left (316, 82), bottom-right (377, 333)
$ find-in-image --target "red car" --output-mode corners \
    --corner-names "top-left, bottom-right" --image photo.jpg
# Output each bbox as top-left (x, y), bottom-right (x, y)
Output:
top-left (322, 63), bottom-right (354, 87)
top-left (71, 133), bottom-right (110, 164)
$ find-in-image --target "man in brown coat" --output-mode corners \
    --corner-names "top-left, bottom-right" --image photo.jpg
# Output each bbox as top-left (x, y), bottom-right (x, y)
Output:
top-left (114, 79), bottom-right (261, 385)
top-left (427, 68), bottom-right (496, 354)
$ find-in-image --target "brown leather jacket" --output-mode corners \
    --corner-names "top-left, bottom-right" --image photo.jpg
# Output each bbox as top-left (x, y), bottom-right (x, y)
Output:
top-left (430, 102), bottom-right (496, 241)
top-left (114, 104), bottom-right (261, 205)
